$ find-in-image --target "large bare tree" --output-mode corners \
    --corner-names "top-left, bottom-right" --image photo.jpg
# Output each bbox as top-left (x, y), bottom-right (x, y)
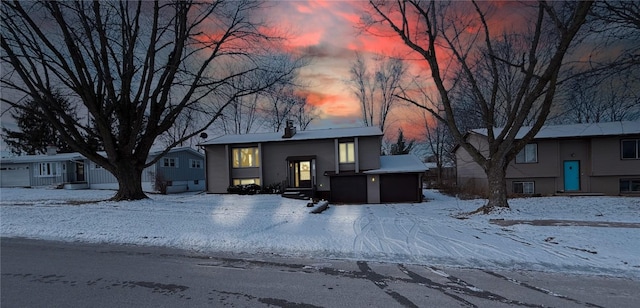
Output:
top-left (364, 0), bottom-right (593, 213)
top-left (1, 0), bottom-right (299, 200)
top-left (347, 52), bottom-right (407, 133)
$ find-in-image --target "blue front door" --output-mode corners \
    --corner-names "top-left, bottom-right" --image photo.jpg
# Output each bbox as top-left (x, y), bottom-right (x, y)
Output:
top-left (563, 160), bottom-right (580, 191)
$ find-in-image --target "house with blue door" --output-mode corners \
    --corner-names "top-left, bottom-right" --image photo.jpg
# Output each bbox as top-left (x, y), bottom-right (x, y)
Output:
top-left (455, 121), bottom-right (640, 195)
top-left (0, 146), bottom-right (205, 193)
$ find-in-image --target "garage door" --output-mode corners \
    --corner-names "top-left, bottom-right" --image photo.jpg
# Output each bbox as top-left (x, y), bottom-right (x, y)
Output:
top-left (330, 175), bottom-right (367, 203)
top-left (1, 164), bottom-right (30, 187)
top-left (380, 174), bottom-right (419, 203)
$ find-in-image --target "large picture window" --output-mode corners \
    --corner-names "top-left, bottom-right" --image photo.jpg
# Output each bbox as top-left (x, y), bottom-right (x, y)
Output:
top-left (339, 142), bottom-right (355, 163)
top-left (233, 147), bottom-right (260, 168)
top-left (233, 178), bottom-right (260, 185)
top-left (516, 144), bottom-right (538, 163)
top-left (621, 139), bottom-right (640, 159)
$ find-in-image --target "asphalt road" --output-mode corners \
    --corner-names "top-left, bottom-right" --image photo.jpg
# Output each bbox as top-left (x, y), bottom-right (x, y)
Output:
top-left (2, 238), bottom-right (638, 307)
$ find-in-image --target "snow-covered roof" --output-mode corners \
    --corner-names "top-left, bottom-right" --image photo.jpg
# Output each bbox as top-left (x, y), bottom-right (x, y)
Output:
top-left (0, 152), bottom-right (86, 164)
top-left (0, 147), bottom-right (202, 165)
top-left (365, 154), bottom-right (427, 174)
top-left (200, 126), bottom-right (383, 145)
top-left (471, 121), bottom-right (640, 139)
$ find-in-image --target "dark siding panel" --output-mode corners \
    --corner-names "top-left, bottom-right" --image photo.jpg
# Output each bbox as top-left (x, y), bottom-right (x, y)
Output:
top-left (330, 176), bottom-right (367, 203)
top-left (380, 174), bottom-right (420, 203)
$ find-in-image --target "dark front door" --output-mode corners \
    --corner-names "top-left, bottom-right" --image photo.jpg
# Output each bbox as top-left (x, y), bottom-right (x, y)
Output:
top-left (289, 160), bottom-right (312, 188)
top-left (76, 162), bottom-right (85, 182)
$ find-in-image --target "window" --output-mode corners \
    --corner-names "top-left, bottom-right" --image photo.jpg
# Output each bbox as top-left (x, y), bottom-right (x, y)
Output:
top-left (621, 139), bottom-right (640, 159)
top-left (513, 181), bottom-right (535, 194)
top-left (620, 179), bottom-right (640, 192)
top-left (516, 144), bottom-right (538, 163)
top-left (92, 162), bottom-right (103, 169)
top-left (339, 142), bottom-right (355, 163)
top-left (232, 147), bottom-right (259, 168)
top-left (163, 157), bottom-right (178, 168)
top-left (36, 162), bottom-right (58, 177)
top-left (190, 159), bottom-right (203, 169)
top-left (233, 178), bottom-right (261, 185)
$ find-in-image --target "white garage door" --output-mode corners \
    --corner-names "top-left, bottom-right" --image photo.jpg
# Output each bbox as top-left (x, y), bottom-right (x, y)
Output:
top-left (1, 164), bottom-right (30, 187)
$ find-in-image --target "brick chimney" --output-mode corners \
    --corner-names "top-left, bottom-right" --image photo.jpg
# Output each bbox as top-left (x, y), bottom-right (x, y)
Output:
top-left (282, 120), bottom-right (296, 139)
top-left (46, 145), bottom-right (58, 155)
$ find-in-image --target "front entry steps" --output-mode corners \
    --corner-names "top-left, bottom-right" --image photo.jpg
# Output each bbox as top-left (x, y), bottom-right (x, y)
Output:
top-left (282, 190), bottom-right (311, 200)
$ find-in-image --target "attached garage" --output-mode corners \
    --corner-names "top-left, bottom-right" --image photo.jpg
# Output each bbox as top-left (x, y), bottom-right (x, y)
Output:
top-left (380, 173), bottom-right (421, 203)
top-left (330, 175), bottom-right (367, 203)
top-left (0, 164), bottom-right (31, 187)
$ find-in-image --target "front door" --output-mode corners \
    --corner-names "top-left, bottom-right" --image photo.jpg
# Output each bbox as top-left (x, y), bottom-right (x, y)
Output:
top-left (289, 160), bottom-right (312, 188)
top-left (563, 160), bottom-right (580, 191)
top-left (76, 162), bottom-right (85, 182)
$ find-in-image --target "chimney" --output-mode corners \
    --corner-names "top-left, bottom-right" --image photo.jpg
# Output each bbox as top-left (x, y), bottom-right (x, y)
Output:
top-left (46, 145), bottom-right (58, 156)
top-left (282, 120), bottom-right (296, 139)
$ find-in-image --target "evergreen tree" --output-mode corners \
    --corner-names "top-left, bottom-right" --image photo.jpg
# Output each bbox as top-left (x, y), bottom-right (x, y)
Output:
top-left (2, 94), bottom-right (76, 155)
top-left (390, 129), bottom-right (414, 155)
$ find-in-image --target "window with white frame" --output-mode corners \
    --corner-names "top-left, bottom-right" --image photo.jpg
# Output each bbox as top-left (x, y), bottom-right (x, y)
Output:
top-left (516, 143), bottom-right (538, 163)
top-left (513, 181), bottom-right (535, 194)
top-left (621, 139), bottom-right (640, 159)
top-left (339, 142), bottom-right (355, 163)
top-left (163, 157), bottom-right (178, 168)
top-left (233, 178), bottom-right (261, 185)
top-left (620, 179), bottom-right (640, 192)
top-left (232, 147), bottom-right (259, 168)
top-left (190, 159), bottom-right (203, 169)
top-left (36, 162), bottom-right (58, 177)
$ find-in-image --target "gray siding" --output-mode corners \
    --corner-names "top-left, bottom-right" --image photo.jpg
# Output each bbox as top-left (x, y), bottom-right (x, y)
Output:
top-left (458, 133), bottom-right (640, 196)
top-left (205, 134), bottom-right (383, 194)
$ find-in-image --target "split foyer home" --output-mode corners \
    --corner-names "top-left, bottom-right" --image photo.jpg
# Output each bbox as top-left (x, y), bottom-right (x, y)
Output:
top-left (0, 146), bottom-right (205, 193)
top-left (455, 121), bottom-right (640, 195)
top-left (200, 122), bottom-right (427, 203)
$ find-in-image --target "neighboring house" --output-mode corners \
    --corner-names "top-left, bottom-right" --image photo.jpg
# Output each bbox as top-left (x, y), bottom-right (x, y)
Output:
top-left (455, 121), bottom-right (640, 196)
top-left (200, 122), bottom-right (426, 203)
top-left (0, 146), bottom-right (205, 193)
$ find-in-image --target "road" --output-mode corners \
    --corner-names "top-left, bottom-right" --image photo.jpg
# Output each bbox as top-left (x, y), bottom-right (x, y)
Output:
top-left (2, 238), bottom-right (638, 307)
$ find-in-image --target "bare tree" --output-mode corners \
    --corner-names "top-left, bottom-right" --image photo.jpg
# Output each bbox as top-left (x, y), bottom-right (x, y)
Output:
top-left (364, 0), bottom-right (593, 213)
top-left (347, 52), bottom-right (407, 133)
top-left (1, 0), bottom-right (299, 200)
top-left (291, 96), bottom-right (318, 131)
top-left (422, 111), bottom-right (455, 186)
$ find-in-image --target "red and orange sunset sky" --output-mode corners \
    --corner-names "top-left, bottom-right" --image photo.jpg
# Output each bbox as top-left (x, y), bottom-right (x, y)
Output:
top-left (261, 1), bottom-right (535, 140)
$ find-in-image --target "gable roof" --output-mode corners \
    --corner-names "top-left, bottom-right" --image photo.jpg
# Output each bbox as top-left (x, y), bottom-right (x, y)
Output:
top-left (200, 126), bottom-right (383, 145)
top-left (471, 121), bottom-right (640, 140)
top-left (365, 154), bottom-right (427, 174)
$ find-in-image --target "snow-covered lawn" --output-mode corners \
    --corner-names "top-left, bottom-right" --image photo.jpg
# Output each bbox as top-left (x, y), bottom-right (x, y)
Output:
top-left (1, 188), bottom-right (639, 279)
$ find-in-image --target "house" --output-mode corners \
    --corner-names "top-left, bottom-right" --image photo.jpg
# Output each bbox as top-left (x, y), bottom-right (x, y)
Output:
top-left (454, 121), bottom-right (640, 196)
top-left (200, 122), bottom-right (426, 203)
top-left (0, 146), bottom-right (205, 193)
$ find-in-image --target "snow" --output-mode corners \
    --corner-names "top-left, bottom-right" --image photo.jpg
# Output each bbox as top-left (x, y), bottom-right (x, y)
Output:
top-left (200, 126), bottom-right (382, 145)
top-left (472, 121), bottom-right (640, 139)
top-left (365, 155), bottom-right (427, 174)
top-left (1, 188), bottom-right (639, 279)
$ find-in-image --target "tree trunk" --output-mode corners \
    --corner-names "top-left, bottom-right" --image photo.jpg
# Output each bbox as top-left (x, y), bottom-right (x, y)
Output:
top-left (480, 165), bottom-right (510, 214)
top-left (111, 163), bottom-right (148, 201)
